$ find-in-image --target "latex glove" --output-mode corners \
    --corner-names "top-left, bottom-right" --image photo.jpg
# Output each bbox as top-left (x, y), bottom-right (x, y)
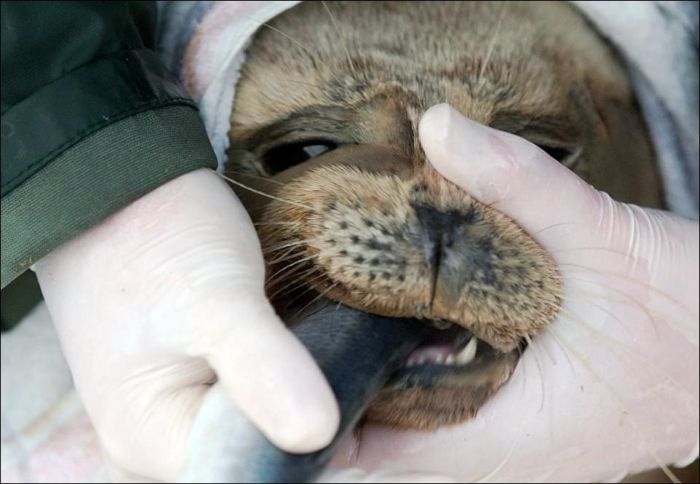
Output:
top-left (33, 168), bottom-right (339, 482)
top-left (327, 104), bottom-right (699, 482)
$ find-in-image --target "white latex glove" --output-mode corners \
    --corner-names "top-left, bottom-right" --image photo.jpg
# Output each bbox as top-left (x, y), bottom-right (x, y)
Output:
top-left (33, 168), bottom-right (339, 482)
top-left (327, 104), bottom-right (699, 483)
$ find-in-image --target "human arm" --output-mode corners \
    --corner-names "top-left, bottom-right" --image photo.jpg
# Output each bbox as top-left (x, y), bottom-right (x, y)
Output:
top-left (2, 3), bottom-right (339, 480)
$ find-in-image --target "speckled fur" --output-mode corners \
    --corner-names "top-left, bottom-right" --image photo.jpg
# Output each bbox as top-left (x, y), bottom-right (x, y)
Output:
top-left (368, 349), bottom-right (519, 429)
top-left (224, 1), bottom-right (662, 429)
top-left (261, 165), bottom-right (560, 352)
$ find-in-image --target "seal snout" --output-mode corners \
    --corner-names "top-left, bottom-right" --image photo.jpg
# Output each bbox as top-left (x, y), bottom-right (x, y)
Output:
top-left (411, 200), bottom-right (485, 311)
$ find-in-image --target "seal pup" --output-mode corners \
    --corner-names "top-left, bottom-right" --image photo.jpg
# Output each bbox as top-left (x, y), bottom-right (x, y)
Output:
top-left (223, 1), bottom-right (662, 429)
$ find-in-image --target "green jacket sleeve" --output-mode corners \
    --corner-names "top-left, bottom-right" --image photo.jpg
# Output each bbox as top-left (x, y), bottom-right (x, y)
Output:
top-left (0, 1), bottom-right (217, 288)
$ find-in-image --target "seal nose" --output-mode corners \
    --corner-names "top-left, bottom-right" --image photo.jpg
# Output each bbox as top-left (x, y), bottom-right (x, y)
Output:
top-left (412, 202), bottom-right (492, 310)
top-left (412, 203), bottom-right (465, 270)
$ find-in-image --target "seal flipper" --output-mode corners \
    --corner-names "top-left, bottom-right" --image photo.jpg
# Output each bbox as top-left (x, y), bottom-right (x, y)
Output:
top-left (180, 303), bottom-right (429, 483)
top-left (257, 305), bottom-right (430, 482)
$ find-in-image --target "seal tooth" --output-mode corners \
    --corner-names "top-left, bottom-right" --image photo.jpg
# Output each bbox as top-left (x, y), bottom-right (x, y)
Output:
top-left (455, 338), bottom-right (478, 365)
top-left (445, 354), bottom-right (456, 365)
top-left (434, 354), bottom-right (445, 365)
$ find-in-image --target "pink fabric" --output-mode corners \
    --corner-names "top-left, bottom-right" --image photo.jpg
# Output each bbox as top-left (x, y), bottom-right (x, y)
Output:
top-left (180, 1), bottom-right (298, 168)
top-left (183, 2), bottom-right (263, 99)
top-left (1, 303), bottom-right (108, 483)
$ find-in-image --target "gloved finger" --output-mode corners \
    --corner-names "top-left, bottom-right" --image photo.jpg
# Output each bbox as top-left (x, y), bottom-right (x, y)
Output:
top-left (34, 168), bottom-right (340, 455)
top-left (418, 103), bottom-right (699, 334)
top-left (418, 103), bottom-right (614, 242)
top-left (100, 382), bottom-right (209, 482)
top-left (201, 295), bottom-right (340, 454)
top-left (127, 169), bottom-right (341, 454)
top-left (320, 467), bottom-right (457, 483)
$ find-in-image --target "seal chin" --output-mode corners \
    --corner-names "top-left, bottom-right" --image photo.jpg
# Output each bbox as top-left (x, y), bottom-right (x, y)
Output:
top-left (284, 292), bottom-right (523, 430)
top-left (367, 320), bottom-right (523, 429)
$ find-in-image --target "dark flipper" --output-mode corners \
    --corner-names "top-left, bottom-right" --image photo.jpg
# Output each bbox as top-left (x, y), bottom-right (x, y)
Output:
top-left (180, 303), bottom-right (429, 483)
top-left (253, 304), bottom-right (430, 483)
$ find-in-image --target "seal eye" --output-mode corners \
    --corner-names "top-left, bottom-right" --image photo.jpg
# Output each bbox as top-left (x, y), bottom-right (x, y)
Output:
top-left (537, 144), bottom-right (572, 162)
top-left (263, 140), bottom-right (338, 175)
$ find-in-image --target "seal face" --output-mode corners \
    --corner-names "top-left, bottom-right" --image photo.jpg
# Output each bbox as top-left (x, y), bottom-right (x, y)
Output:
top-left (224, 1), bottom-right (662, 429)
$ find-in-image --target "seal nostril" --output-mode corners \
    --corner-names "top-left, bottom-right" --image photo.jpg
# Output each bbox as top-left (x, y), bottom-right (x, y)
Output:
top-left (422, 239), bottom-right (440, 271)
top-left (411, 202), bottom-right (480, 309)
top-left (412, 203), bottom-right (463, 268)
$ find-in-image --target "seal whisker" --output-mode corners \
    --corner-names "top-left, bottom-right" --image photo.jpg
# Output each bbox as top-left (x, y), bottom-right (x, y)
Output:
top-left (264, 241), bottom-right (303, 258)
top-left (547, 325), bottom-right (684, 484)
top-left (562, 272), bottom-right (697, 344)
top-left (260, 23), bottom-right (326, 69)
top-left (225, 170), bottom-right (285, 185)
top-left (254, 221), bottom-right (297, 226)
top-left (550, 246), bottom-right (631, 258)
top-left (218, 173), bottom-right (315, 210)
top-left (266, 253), bottom-right (319, 285)
top-left (263, 238), bottom-right (316, 254)
top-left (523, 334), bottom-right (547, 412)
top-left (321, 1), bottom-right (357, 78)
top-left (274, 277), bottom-right (327, 311)
top-left (477, 0), bottom-right (508, 83)
top-left (267, 241), bottom-right (312, 254)
top-left (560, 263), bottom-right (697, 323)
top-left (553, 310), bottom-right (699, 410)
top-left (290, 281), bottom-right (340, 321)
top-left (268, 268), bottom-right (327, 301)
top-left (232, 11), bottom-right (329, 73)
top-left (562, 284), bottom-right (659, 340)
top-left (529, 222), bottom-right (578, 237)
top-left (267, 251), bottom-right (310, 265)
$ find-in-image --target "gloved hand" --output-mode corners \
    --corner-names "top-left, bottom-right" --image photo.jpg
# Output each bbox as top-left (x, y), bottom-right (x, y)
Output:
top-left (326, 104), bottom-right (699, 482)
top-left (33, 168), bottom-right (340, 482)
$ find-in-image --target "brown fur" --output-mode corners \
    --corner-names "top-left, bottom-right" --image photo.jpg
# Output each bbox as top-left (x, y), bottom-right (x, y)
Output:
top-left (368, 345), bottom-right (519, 429)
top-left (223, 1), bottom-right (662, 429)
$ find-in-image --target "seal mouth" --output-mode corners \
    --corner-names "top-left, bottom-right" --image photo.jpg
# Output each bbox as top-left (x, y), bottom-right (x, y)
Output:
top-left (229, 296), bottom-right (524, 482)
top-left (386, 320), bottom-right (523, 390)
top-left (282, 292), bottom-right (522, 400)
top-left (403, 322), bottom-right (479, 368)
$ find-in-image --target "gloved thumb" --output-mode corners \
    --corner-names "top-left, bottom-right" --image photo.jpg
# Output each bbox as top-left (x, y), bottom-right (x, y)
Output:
top-left (418, 103), bottom-right (612, 240)
top-left (418, 103), bottom-right (698, 312)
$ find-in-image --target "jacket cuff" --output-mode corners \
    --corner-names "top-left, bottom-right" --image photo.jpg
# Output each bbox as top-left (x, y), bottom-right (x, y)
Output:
top-left (1, 105), bottom-right (217, 288)
top-left (1, 49), bottom-right (197, 196)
